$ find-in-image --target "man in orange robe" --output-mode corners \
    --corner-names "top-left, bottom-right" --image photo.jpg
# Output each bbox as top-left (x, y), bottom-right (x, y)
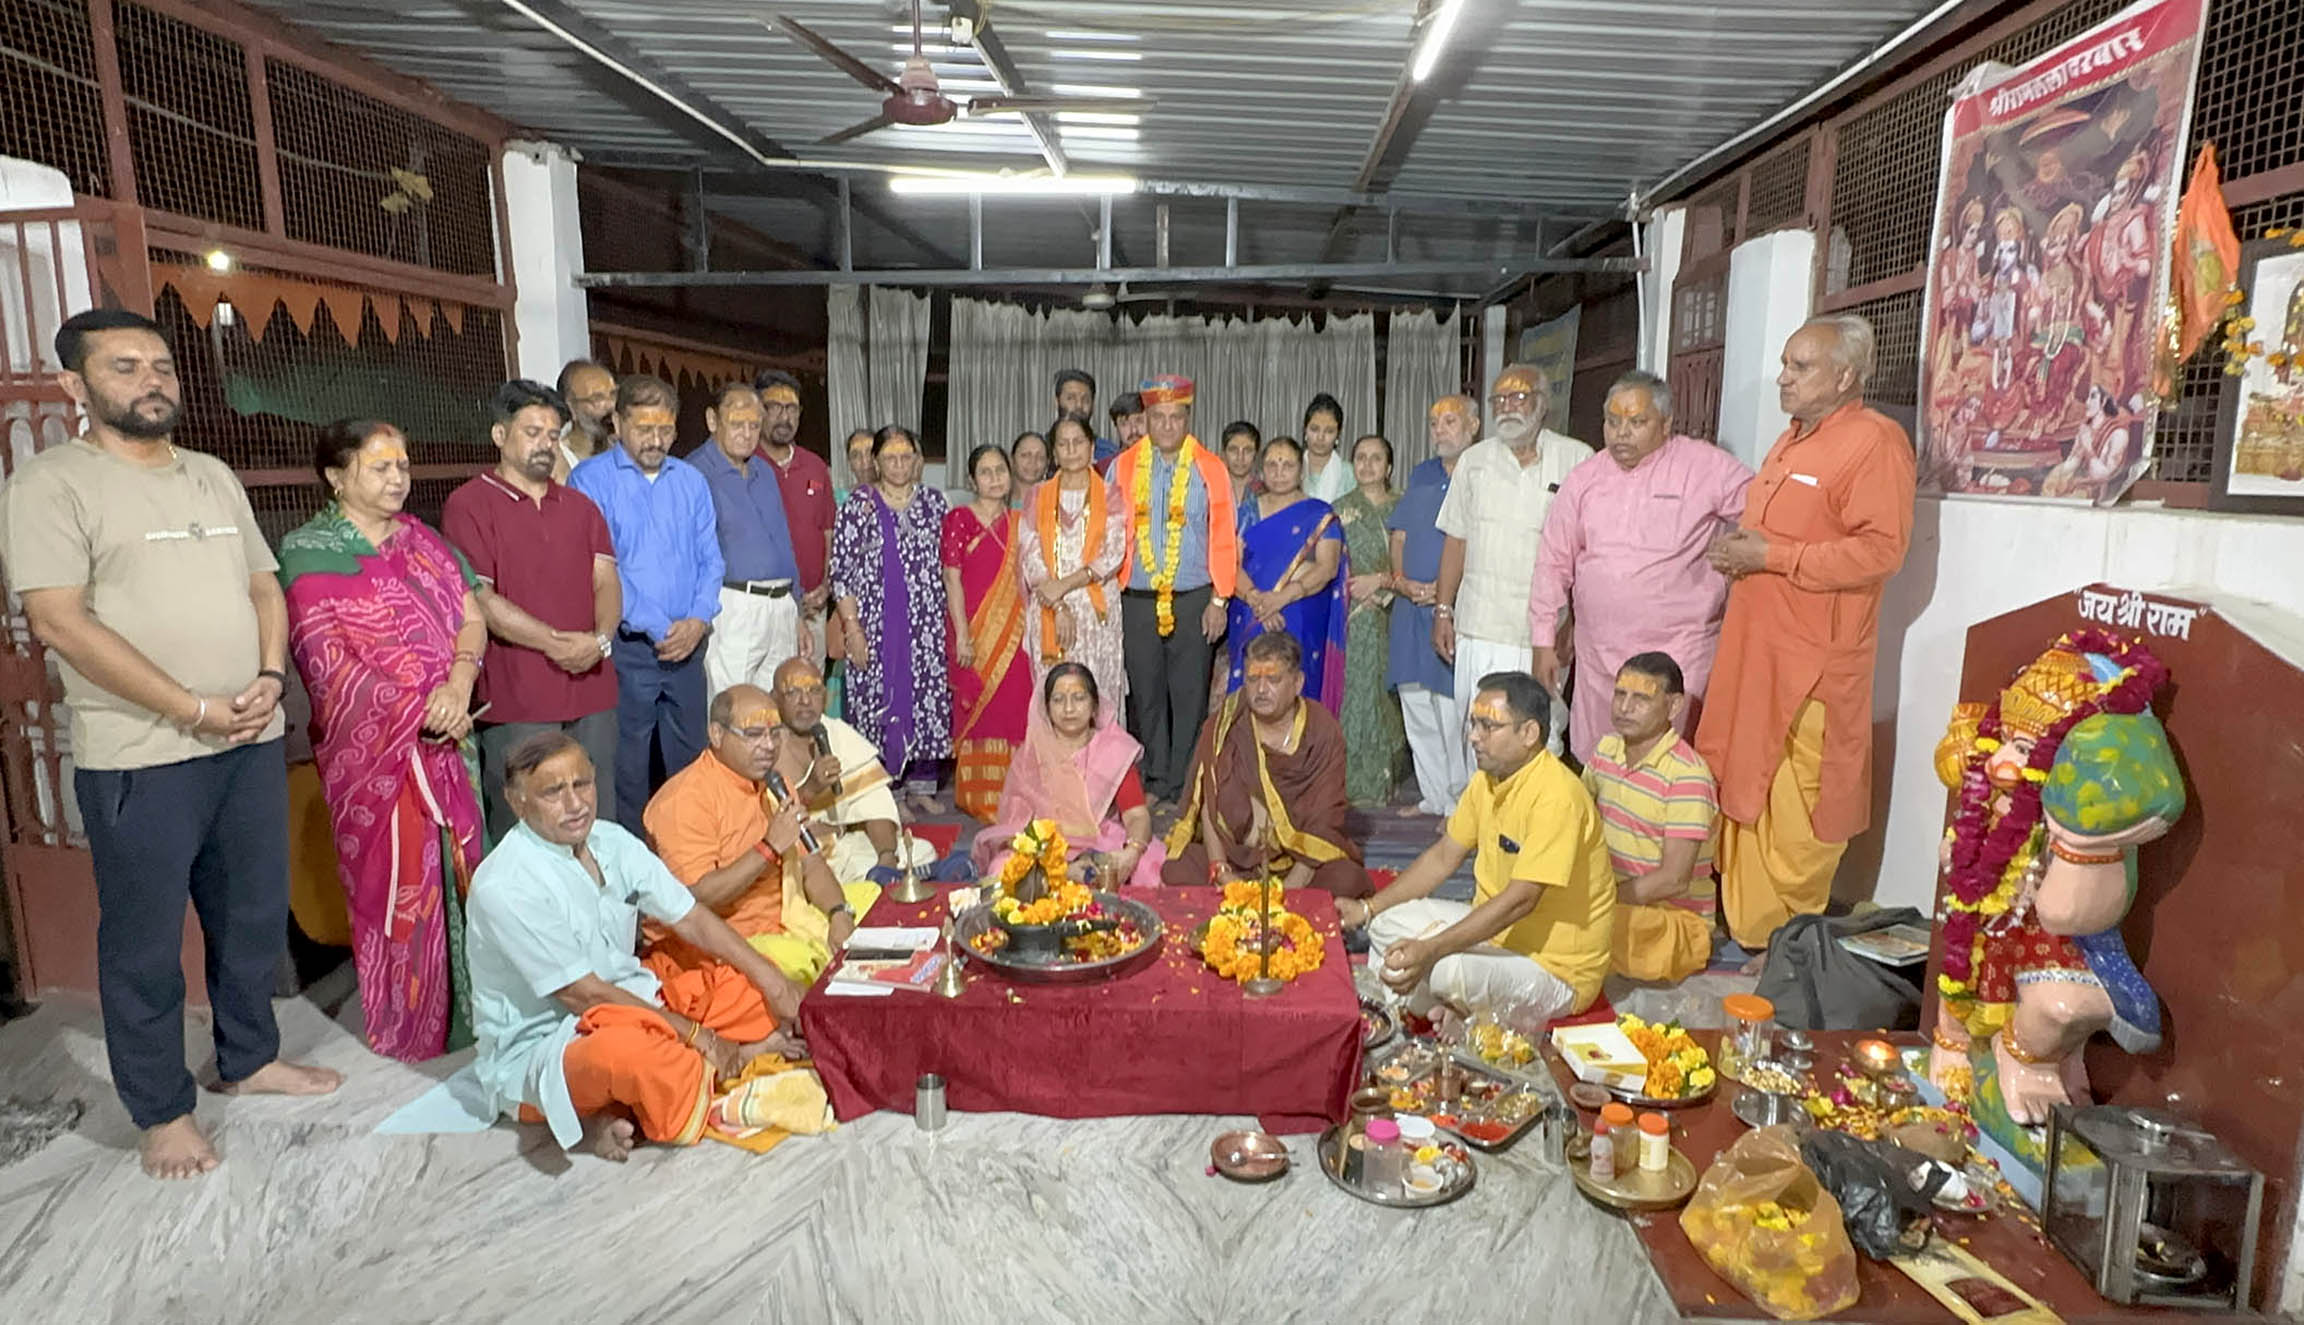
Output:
top-left (642, 683), bottom-right (866, 985)
top-left (1697, 316), bottom-right (1916, 954)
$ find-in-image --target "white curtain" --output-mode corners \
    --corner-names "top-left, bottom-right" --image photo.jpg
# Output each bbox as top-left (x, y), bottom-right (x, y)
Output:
top-left (944, 299), bottom-right (1379, 470)
top-left (825, 286), bottom-right (868, 489)
top-left (1384, 305), bottom-right (1463, 474)
top-left (867, 285), bottom-right (931, 471)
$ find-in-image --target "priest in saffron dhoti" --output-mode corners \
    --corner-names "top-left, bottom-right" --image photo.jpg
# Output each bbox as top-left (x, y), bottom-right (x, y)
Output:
top-left (642, 684), bottom-right (878, 987)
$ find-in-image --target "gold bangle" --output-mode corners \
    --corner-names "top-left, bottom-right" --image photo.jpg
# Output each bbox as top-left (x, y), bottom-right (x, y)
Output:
top-left (2050, 840), bottom-right (2122, 866)
top-left (685, 1020), bottom-right (704, 1046)
top-left (2001, 1024), bottom-right (2054, 1065)
top-left (1930, 1026), bottom-right (1968, 1054)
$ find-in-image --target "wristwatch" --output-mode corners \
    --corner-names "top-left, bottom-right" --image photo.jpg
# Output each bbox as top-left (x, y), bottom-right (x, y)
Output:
top-left (1210, 594), bottom-right (1230, 609)
top-left (827, 902), bottom-right (853, 921)
top-left (595, 633), bottom-right (612, 658)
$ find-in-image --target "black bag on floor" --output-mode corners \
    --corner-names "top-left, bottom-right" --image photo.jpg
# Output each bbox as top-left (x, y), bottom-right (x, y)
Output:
top-left (1800, 1130), bottom-right (1942, 1260)
top-left (1752, 909), bottom-right (1924, 1031)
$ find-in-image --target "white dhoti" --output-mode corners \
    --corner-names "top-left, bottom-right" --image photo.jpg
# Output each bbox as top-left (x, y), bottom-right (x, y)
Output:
top-left (1448, 634), bottom-right (1566, 765)
top-left (705, 582), bottom-right (802, 695)
top-left (1397, 683), bottom-right (1469, 815)
top-left (1366, 898), bottom-right (1576, 1024)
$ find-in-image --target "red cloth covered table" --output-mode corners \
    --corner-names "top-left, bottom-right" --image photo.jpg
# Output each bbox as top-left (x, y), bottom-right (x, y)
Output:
top-left (800, 887), bottom-right (1362, 1131)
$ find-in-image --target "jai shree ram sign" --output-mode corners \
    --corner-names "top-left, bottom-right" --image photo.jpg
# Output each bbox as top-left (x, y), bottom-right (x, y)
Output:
top-left (1916, 0), bottom-right (2209, 506)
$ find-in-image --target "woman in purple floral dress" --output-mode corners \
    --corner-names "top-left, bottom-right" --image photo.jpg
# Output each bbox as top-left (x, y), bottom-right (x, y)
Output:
top-left (830, 425), bottom-right (953, 809)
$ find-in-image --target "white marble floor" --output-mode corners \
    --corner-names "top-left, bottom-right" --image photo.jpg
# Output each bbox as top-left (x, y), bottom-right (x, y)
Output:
top-left (0, 990), bottom-right (1700, 1325)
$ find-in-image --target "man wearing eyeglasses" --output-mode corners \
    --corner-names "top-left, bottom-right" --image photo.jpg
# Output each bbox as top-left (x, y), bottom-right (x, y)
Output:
top-left (641, 684), bottom-right (866, 986)
top-left (571, 374), bottom-right (722, 832)
top-left (1431, 365), bottom-right (1591, 763)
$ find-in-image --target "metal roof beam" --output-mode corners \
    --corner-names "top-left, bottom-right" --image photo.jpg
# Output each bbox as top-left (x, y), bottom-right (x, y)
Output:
top-left (576, 256), bottom-right (1643, 289)
top-left (947, 0), bottom-right (1067, 178)
top-left (491, 0), bottom-right (964, 268)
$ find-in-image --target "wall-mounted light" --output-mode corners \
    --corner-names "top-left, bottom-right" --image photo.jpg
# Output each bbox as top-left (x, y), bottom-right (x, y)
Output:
top-left (205, 249), bottom-right (234, 273)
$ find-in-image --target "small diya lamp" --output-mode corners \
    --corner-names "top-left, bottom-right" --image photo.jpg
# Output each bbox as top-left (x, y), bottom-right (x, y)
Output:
top-left (1852, 1038), bottom-right (1919, 1101)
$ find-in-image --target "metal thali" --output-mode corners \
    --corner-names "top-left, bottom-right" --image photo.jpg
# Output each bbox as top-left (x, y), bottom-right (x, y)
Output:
top-left (952, 892), bottom-right (1165, 985)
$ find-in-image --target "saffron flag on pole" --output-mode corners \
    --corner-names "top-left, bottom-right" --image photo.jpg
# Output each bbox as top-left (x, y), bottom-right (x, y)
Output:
top-left (2167, 143), bottom-right (2241, 367)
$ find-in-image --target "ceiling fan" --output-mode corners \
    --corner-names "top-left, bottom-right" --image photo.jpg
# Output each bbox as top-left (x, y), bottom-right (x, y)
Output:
top-left (767, 1), bottom-right (1151, 146)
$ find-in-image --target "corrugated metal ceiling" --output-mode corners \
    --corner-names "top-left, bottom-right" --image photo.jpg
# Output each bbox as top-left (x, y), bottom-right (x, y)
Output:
top-left (245, 0), bottom-right (1940, 281)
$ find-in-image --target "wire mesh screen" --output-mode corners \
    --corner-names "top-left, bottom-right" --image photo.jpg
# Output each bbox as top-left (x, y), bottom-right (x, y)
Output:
top-left (243, 474), bottom-right (467, 550)
top-left (1744, 136), bottom-right (1812, 237)
top-left (1825, 0), bottom-right (2138, 295)
top-left (1680, 176), bottom-right (1741, 267)
top-left (266, 58), bottom-right (496, 276)
top-left (113, 2), bottom-right (262, 231)
top-left (0, 0), bottom-right (110, 197)
top-left (2186, 0), bottom-right (2303, 181)
top-left (149, 257), bottom-right (505, 478)
top-left (2150, 192), bottom-right (2304, 483)
top-left (1843, 289), bottom-right (1925, 411)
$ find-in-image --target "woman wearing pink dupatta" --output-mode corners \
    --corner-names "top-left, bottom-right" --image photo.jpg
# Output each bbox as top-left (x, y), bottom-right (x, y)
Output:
top-left (280, 421), bottom-right (487, 1061)
top-left (972, 663), bottom-right (1165, 889)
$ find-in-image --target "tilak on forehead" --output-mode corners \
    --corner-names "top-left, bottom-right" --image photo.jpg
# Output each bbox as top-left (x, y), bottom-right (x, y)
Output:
top-left (1493, 366), bottom-right (1543, 395)
top-left (731, 695), bottom-right (780, 728)
top-left (1244, 659), bottom-right (1291, 680)
top-left (358, 434), bottom-right (408, 463)
top-left (759, 384), bottom-right (800, 406)
top-left (1470, 692), bottom-right (1512, 720)
top-left (1615, 671), bottom-right (1664, 699)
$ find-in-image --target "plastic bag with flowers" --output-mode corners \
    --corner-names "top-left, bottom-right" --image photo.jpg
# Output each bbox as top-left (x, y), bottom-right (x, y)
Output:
top-left (1618, 1014), bottom-right (1716, 1099)
top-left (1677, 1126), bottom-right (1860, 1320)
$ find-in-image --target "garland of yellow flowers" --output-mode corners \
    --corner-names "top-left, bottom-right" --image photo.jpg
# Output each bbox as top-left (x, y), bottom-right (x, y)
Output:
top-left (992, 819), bottom-right (1088, 926)
top-left (1201, 879), bottom-right (1325, 984)
top-left (1131, 437), bottom-right (1196, 635)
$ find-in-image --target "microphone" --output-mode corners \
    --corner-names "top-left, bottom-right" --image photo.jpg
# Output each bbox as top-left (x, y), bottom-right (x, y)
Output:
top-left (763, 768), bottom-right (820, 854)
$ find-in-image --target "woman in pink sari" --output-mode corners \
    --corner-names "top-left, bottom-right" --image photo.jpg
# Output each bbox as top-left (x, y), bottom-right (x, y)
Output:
top-left (280, 419), bottom-right (487, 1061)
top-left (941, 444), bottom-right (1033, 821)
top-left (972, 662), bottom-right (1164, 889)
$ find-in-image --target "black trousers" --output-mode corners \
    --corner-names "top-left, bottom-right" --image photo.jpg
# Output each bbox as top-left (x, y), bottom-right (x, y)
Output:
top-left (76, 739), bottom-right (290, 1129)
top-left (1121, 585), bottom-right (1216, 802)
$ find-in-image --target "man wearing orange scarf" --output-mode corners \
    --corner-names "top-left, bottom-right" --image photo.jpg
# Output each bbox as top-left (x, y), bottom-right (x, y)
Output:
top-left (1697, 316), bottom-right (1915, 956)
top-left (1109, 374), bottom-right (1239, 805)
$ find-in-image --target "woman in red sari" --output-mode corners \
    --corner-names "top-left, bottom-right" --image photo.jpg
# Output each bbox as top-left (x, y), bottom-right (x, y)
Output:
top-left (280, 419), bottom-right (487, 1061)
top-left (941, 443), bottom-right (1032, 820)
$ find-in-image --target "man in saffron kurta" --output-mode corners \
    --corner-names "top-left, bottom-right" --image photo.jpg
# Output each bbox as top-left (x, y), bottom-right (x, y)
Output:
top-left (1161, 629), bottom-right (1372, 898)
top-left (1528, 372), bottom-right (1750, 762)
top-left (1697, 317), bottom-right (1916, 952)
top-left (468, 731), bottom-right (803, 1159)
top-left (1109, 374), bottom-right (1239, 805)
top-left (642, 685), bottom-right (874, 987)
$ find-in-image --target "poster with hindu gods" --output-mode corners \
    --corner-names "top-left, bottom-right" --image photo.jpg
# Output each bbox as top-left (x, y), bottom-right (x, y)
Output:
top-left (1916, 0), bottom-right (2208, 506)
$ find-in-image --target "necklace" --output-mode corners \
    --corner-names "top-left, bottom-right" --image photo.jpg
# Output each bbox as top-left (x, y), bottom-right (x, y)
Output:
top-left (1132, 438), bottom-right (1195, 635)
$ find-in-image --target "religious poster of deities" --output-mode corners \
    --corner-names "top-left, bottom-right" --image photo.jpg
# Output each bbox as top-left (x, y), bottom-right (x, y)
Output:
top-left (1917, 0), bottom-right (2208, 506)
top-left (1516, 306), bottom-right (1578, 435)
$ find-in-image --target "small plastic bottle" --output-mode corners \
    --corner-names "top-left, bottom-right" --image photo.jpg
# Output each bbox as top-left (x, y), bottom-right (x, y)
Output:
top-left (1638, 1112), bottom-right (1671, 1172)
top-left (1588, 1117), bottom-right (1616, 1181)
top-left (1363, 1118), bottom-right (1404, 1196)
top-left (1601, 1101), bottom-right (1637, 1160)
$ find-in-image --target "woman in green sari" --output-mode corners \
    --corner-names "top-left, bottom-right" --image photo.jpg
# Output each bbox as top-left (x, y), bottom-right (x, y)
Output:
top-left (1334, 434), bottom-right (1406, 807)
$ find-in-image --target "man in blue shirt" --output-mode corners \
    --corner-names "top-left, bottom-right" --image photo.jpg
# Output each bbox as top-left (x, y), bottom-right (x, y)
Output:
top-left (1388, 394), bottom-right (1477, 815)
top-left (570, 374), bottom-right (722, 833)
top-left (693, 383), bottom-right (809, 698)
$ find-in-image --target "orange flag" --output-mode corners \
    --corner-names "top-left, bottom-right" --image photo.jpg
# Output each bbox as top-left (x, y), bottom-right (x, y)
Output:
top-left (2170, 143), bottom-right (2241, 362)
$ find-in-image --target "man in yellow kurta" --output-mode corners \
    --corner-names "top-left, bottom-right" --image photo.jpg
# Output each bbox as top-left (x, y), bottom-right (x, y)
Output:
top-left (1697, 315), bottom-right (1916, 954)
top-left (1341, 671), bottom-right (1615, 1022)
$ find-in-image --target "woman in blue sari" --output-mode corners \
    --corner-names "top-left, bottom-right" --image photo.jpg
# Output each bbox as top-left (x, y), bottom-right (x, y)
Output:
top-left (1226, 435), bottom-right (1348, 713)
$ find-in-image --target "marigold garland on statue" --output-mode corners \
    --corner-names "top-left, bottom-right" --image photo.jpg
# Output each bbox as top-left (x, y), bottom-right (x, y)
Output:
top-left (992, 818), bottom-right (1090, 926)
top-left (1937, 629), bottom-right (2165, 998)
top-left (1201, 878), bottom-right (1325, 984)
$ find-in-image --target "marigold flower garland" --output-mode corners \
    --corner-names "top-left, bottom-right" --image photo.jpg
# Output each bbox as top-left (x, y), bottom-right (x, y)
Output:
top-left (1202, 879), bottom-right (1325, 984)
top-left (993, 818), bottom-right (1089, 926)
top-left (1131, 438), bottom-right (1195, 635)
top-left (1937, 629), bottom-right (2165, 1000)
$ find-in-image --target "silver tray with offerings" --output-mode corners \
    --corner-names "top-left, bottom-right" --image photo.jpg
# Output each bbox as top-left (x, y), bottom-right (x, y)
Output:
top-left (1367, 1039), bottom-right (1559, 1153)
top-left (953, 891), bottom-right (1164, 985)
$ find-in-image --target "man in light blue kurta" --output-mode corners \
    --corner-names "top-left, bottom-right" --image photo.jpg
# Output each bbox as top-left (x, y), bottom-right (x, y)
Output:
top-left (466, 731), bottom-right (804, 1157)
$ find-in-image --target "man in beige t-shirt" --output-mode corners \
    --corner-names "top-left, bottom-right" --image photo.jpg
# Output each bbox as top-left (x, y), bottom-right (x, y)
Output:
top-left (0, 309), bottom-right (340, 1180)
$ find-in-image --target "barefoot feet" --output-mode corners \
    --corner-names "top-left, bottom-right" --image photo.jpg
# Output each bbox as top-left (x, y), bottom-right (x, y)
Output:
top-left (583, 1113), bottom-right (637, 1162)
top-left (141, 1115), bottom-right (219, 1180)
top-left (217, 1059), bottom-right (344, 1098)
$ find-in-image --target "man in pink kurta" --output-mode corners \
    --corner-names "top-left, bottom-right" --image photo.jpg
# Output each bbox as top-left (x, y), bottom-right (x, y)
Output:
top-left (1529, 372), bottom-right (1751, 763)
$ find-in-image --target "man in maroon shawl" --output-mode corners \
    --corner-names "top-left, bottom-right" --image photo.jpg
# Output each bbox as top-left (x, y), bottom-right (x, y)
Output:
top-left (1161, 629), bottom-right (1372, 898)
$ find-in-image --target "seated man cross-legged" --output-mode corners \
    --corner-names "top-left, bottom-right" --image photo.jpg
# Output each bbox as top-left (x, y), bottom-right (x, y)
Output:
top-left (1343, 671), bottom-right (1615, 1024)
top-left (467, 731), bottom-right (806, 1160)
top-left (1587, 652), bottom-right (1720, 984)
top-left (770, 657), bottom-right (937, 883)
top-left (643, 683), bottom-right (877, 986)
top-left (1160, 628), bottom-right (1372, 897)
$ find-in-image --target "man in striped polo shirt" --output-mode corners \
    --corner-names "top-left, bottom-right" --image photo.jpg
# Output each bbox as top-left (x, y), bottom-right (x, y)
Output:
top-left (1585, 652), bottom-right (1720, 984)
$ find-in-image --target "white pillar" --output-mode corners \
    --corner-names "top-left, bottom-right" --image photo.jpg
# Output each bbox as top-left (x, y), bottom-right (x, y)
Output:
top-left (1481, 303), bottom-right (1507, 393)
top-left (499, 140), bottom-right (589, 385)
top-left (1716, 228), bottom-right (1816, 470)
top-left (1639, 207), bottom-right (1686, 375)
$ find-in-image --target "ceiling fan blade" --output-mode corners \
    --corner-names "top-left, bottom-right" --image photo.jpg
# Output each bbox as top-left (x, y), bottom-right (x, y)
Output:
top-left (766, 15), bottom-right (901, 95)
top-left (818, 112), bottom-right (896, 146)
top-left (965, 96), bottom-right (1154, 116)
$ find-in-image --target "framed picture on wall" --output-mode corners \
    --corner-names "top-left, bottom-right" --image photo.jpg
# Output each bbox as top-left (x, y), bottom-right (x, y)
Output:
top-left (2210, 237), bottom-right (2304, 514)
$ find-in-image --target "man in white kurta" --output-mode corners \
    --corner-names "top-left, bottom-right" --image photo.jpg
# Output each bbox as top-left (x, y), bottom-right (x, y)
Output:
top-left (1432, 364), bottom-right (1590, 758)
